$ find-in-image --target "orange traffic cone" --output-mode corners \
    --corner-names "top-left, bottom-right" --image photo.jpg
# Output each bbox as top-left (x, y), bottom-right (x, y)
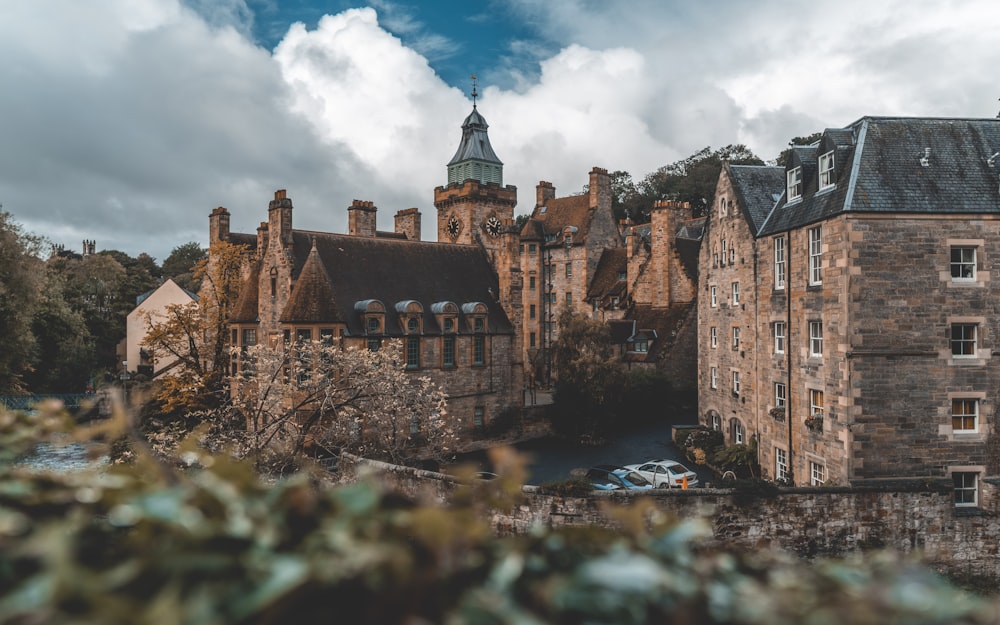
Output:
top-left (682, 475), bottom-right (688, 489)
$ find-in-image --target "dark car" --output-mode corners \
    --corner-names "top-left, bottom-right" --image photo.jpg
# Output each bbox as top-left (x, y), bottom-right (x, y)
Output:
top-left (585, 465), bottom-right (654, 491)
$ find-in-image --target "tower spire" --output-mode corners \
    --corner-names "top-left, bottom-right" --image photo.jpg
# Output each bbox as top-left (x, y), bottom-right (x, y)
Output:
top-left (470, 74), bottom-right (478, 109)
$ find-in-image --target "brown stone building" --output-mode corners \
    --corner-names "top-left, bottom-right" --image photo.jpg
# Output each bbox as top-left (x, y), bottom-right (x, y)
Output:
top-left (211, 104), bottom-right (524, 439)
top-left (518, 168), bottom-right (621, 383)
top-left (699, 117), bottom-right (1000, 503)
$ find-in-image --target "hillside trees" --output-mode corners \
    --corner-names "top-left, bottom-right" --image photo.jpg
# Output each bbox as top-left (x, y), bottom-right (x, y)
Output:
top-left (233, 339), bottom-right (452, 469)
top-left (0, 212), bottom-right (45, 392)
top-left (161, 241), bottom-right (207, 292)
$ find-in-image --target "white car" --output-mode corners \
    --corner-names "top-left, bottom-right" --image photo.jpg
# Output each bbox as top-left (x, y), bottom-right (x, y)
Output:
top-left (624, 459), bottom-right (699, 489)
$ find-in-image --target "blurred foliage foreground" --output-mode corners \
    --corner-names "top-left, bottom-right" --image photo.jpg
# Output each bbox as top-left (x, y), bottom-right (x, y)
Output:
top-left (1, 403), bottom-right (998, 625)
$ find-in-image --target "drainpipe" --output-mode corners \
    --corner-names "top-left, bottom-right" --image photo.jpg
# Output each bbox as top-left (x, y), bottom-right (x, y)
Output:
top-left (785, 229), bottom-right (794, 485)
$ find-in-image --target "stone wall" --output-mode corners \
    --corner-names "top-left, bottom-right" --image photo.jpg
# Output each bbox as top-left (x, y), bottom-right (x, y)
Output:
top-left (338, 454), bottom-right (1000, 577)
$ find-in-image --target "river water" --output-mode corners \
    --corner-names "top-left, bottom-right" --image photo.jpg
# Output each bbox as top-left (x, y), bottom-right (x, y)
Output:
top-left (15, 440), bottom-right (108, 472)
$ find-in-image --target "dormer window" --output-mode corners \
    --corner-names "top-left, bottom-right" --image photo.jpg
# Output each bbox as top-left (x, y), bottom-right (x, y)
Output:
top-left (366, 317), bottom-right (380, 334)
top-left (443, 318), bottom-right (455, 333)
top-left (395, 300), bottom-right (423, 335)
top-left (407, 318), bottom-right (420, 333)
top-left (356, 299), bottom-right (386, 351)
top-left (474, 318), bottom-right (485, 333)
top-left (787, 166), bottom-right (802, 201)
top-left (819, 151), bottom-right (835, 189)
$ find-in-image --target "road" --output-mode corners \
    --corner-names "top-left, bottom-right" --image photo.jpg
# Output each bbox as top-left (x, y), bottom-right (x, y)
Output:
top-left (454, 419), bottom-right (716, 487)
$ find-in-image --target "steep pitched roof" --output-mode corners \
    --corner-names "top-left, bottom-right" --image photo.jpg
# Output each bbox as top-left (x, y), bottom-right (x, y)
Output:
top-left (447, 107), bottom-right (503, 166)
top-left (618, 303), bottom-right (695, 363)
top-left (521, 194), bottom-right (592, 244)
top-left (727, 164), bottom-right (784, 233)
top-left (587, 248), bottom-right (627, 301)
top-left (286, 230), bottom-right (513, 335)
top-left (229, 261), bottom-right (260, 323)
top-left (760, 117), bottom-right (1000, 235)
top-left (280, 239), bottom-right (343, 324)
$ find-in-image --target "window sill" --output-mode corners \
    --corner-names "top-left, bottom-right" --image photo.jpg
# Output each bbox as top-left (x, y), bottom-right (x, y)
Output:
top-left (953, 506), bottom-right (987, 517)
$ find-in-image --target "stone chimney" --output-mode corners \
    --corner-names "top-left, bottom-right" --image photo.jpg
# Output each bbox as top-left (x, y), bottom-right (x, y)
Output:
top-left (588, 167), bottom-right (610, 212)
top-left (394, 207), bottom-right (421, 241)
top-left (256, 221), bottom-right (269, 260)
top-left (268, 189), bottom-right (293, 247)
top-left (348, 200), bottom-right (377, 237)
top-left (209, 206), bottom-right (230, 244)
top-left (536, 181), bottom-right (556, 209)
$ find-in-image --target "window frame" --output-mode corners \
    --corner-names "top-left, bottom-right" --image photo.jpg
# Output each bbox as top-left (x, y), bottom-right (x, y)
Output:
top-left (951, 323), bottom-right (978, 358)
top-left (818, 151), bottom-right (835, 189)
top-left (775, 447), bottom-right (788, 481)
top-left (809, 321), bottom-right (823, 357)
top-left (710, 326), bottom-right (718, 349)
top-left (787, 166), bottom-right (803, 201)
top-left (808, 227), bottom-right (822, 286)
top-left (810, 461), bottom-right (826, 486)
top-left (442, 335), bottom-right (456, 368)
top-left (809, 388), bottom-right (825, 419)
top-left (710, 367), bottom-right (718, 389)
top-left (953, 471), bottom-right (979, 508)
top-left (732, 326), bottom-right (740, 350)
top-left (405, 336), bottom-right (420, 369)
top-left (775, 382), bottom-right (787, 408)
top-left (951, 398), bottom-right (979, 433)
top-left (773, 321), bottom-right (786, 354)
top-left (950, 246), bottom-right (977, 281)
top-left (731, 281), bottom-right (740, 305)
top-left (774, 237), bottom-right (786, 290)
top-left (710, 286), bottom-right (718, 307)
top-left (732, 370), bottom-right (741, 397)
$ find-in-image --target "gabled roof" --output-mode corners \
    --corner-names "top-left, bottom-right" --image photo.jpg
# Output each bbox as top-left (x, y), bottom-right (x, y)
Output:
top-left (520, 194), bottom-right (592, 244)
top-left (760, 117), bottom-right (1000, 235)
top-left (617, 303), bottom-right (694, 363)
top-left (282, 230), bottom-right (513, 336)
top-left (280, 239), bottom-right (343, 324)
top-left (587, 248), bottom-right (627, 301)
top-left (726, 164), bottom-right (785, 233)
top-left (229, 261), bottom-right (260, 324)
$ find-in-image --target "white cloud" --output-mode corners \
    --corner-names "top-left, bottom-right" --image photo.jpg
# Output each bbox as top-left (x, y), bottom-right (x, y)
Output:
top-left (3, 0), bottom-right (1000, 262)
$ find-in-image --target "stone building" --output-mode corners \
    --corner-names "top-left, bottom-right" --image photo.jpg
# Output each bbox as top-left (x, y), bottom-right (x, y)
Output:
top-left (519, 168), bottom-right (621, 384)
top-left (211, 103), bottom-right (524, 440)
top-left (699, 116), bottom-right (1000, 502)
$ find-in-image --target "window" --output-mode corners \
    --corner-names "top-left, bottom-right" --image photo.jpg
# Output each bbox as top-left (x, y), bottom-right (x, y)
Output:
top-left (819, 151), bottom-right (835, 189)
top-left (529, 332), bottom-right (536, 348)
top-left (611, 297), bottom-right (619, 309)
top-left (442, 336), bottom-right (456, 367)
top-left (719, 197), bottom-right (728, 217)
top-left (711, 411), bottom-right (721, 431)
top-left (721, 239), bottom-right (727, 262)
top-left (550, 292), bottom-right (557, 304)
top-left (618, 270), bottom-right (627, 281)
top-left (406, 318), bottom-right (419, 333)
top-left (530, 304), bottom-right (536, 320)
top-left (729, 247), bottom-right (735, 265)
top-left (775, 448), bottom-right (788, 481)
top-left (732, 327), bottom-right (740, 350)
top-left (297, 329), bottom-right (312, 343)
top-left (633, 339), bottom-right (649, 353)
top-left (808, 227), bottom-right (822, 285)
top-left (809, 389), bottom-right (824, 419)
top-left (951, 323), bottom-right (978, 357)
top-left (952, 398), bottom-right (979, 433)
top-left (710, 326), bottom-right (718, 348)
top-left (953, 471), bottom-right (978, 507)
top-left (710, 286), bottom-right (718, 307)
top-left (809, 321), bottom-right (823, 357)
top-left (443, 318), bottom-right (455, 333)
top-left (529, 276), bottom-right (536, 290)
top-left (528, 244), bottom-right (537, 254)
top-left (710, 367), bottom-right (718, 389)
top-left (473, 335), bottom-right (485, 365)
top-left (473, 318), bottom-right (485, 333)
top-left (732, 371), bottom-right (741, 397)
top-left (951, 247), bottom-right (976, 280)
top-left (565, 263), bottom-right (572, 278)
top-left (810, 461), bottom-right (826, 486)
top-left (731, 419), bottom-right (744, 444)
top-left (731, 282), bottom-right (740, 305)
top-left (367, 338), bottom-right (381, 351)
top-left (773, 321), bottom-right (786, 354)
top-left (775, 382), bottom-right (787, 408)
top-left (787, 166), bottom-right (802, 201)
top-left (565, 292), bottom-right (573, 306)
top-left (366, 317), bottom-right (380, 334)
top-left (474, 406), bottom-right (485, 429)
top-left (774, 237), bottom-right (786, 289)
top-left (242, 328), bottom-right (257, 347)
top-left (406, 336), bottom-right (420, 369)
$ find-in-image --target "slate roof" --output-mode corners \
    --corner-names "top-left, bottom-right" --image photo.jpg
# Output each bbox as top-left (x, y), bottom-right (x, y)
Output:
top-left (615, 303), bottom-right (695, 363)
top-left (587, 248), bottom-right (627, 302)
top-left (447, 107), bottom-right (503, 166)
top-left (727, 164), bottom-right (784, 232)
top-left (760, 117), bottom-right (1000, 235)
top-left (280, 239), bottom-right (344, 324)
top-left (278, 230), bottom-right (513, 336)
top-left (229, 262), bottom-right (261, 323)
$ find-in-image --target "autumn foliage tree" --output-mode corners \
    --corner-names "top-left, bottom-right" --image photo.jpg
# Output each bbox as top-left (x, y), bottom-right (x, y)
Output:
top-left (141, 240), bottom-right (249, 414)
top-left (232, 339), bottom-right (452, 468)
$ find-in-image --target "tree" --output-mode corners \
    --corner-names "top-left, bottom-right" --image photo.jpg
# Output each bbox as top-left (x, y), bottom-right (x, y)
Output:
top-left (0, 212), bottom-right (45, 392)
top-left (141, 240), bottom-right (249, 414)
top-left (233, 339), bottom-right (452, 469)
top-left (775, 132), bottom-right (824, 167)
top-left (161, 242), bottom-right (207, 292)
top-left (550, 311), bottom-right (625, 441)
top-left (23, 268), bottom-right (95, 393)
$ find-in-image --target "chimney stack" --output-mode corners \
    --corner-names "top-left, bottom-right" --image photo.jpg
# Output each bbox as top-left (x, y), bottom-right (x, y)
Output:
top-left (394, 208), bottom-right (421, 241)
top-left (348, 200), bottom-right (378, 237)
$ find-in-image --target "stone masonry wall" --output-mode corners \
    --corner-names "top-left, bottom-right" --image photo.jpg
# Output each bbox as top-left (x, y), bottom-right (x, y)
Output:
top-left (338, 454), bottom-right (1000, 577)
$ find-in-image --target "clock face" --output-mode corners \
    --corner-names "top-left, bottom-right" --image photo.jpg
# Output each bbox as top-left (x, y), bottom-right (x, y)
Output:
top-left (485, 215), bottom-right (503, 238)
top-left (446, 215), bottom-right (461, 239)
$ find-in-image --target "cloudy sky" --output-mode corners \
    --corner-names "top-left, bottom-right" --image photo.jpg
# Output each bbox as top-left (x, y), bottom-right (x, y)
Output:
top-left (3, 0), bottom-right (999, 262)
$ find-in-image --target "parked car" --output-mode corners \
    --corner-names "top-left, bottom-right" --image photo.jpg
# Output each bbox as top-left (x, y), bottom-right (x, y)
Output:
top-left (585, 465), bottom-right (654, 491)
top-left (624, 459), bottom-right (700, 488)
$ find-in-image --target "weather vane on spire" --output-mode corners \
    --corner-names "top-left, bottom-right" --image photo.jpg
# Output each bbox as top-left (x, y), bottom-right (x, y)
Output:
top-left (470, 74), bottom-right (478, 108)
